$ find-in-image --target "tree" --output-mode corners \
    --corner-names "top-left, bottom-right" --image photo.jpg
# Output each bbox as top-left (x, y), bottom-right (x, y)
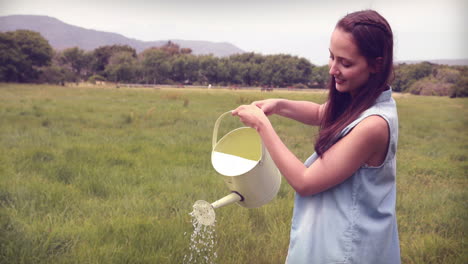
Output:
top-left (138, 48), bottom-right (172, 84)
top-left (0, 33), bottom-right (26, 82)
top-left (180, 48), bottom-right (192, 54)
top-left (223, 53), bottom-right (315, 87)
top-left (311, 65), bottom-right (329, 88)
top-left (220, 59), bottom-right (244, 85)
top-left (58, 47), bottom-right (91, 80)
top-left (0, 30), bottom-right (53, 82)
top-left (295, 57), bottom-right (314, 85)
top-left (242, 62), bottom-right (261, 86)
top-left (105, 51), bottom-right (137, 82)
top-left (160, 41), bottom-right (182, 56)
top-left (198, 55), bottom-right (219, 84)
top-left (90, 45), bottom-right (136, 76)
top-left (170, 54), bottom-right (199, 84)
top-left (215, 58), bottom-right (231, 85)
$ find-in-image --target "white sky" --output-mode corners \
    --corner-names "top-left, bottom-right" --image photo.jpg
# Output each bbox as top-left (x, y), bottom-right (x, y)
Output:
top-left (1, 0), bottom-right (467, 65)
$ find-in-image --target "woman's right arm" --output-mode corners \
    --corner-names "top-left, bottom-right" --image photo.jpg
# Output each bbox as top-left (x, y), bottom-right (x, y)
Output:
top-left (252, 99), bottom-right (326, 126)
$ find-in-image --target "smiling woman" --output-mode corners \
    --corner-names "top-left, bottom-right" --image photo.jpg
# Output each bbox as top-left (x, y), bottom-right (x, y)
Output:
top-left (328, 29), bottom-right (375, 96)
top-left (232, 9), bottom-right (400, 264)
top-left (318, 10), bottom-right (394, 156)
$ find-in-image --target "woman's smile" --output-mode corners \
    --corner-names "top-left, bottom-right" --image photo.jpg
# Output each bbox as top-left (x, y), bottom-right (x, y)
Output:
top-left (334, 76), bottom-right (345, 85)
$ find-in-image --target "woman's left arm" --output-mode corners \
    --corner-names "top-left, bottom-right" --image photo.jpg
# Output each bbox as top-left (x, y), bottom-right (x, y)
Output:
top-left (233, 105), bottom-right (389, 196)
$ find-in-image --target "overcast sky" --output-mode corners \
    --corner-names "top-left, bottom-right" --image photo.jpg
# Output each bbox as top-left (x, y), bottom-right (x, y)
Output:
top-left (1, 0), bottom-right (466, 65)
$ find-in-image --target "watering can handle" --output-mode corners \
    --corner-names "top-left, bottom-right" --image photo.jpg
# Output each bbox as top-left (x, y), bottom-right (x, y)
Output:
top-left (212, 111), bottom-right (234, 150)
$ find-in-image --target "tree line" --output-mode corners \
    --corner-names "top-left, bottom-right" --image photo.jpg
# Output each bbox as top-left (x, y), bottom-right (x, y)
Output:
top-left (0, 30), bottom-right (466, 97)
top-left (0, 30), bottom-right (327, 88)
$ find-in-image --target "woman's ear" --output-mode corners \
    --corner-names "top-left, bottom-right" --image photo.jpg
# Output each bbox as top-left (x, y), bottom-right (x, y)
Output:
top-left (370, 57), bottom-right (383, 73)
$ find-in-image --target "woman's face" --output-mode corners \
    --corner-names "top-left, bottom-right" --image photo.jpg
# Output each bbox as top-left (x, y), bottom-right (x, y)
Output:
top-left (328, 27), bottom-right (375, 96)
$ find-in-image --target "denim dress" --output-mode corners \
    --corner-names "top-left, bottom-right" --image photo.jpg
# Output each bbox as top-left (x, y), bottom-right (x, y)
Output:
top-left (286, 89), bottom-right (401, 264)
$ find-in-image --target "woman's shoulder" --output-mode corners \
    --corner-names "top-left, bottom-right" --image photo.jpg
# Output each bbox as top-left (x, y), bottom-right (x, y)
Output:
top-left (348, 115), bottom-right (390, 167)
top-left (352, 115), bottom-right (389, 143)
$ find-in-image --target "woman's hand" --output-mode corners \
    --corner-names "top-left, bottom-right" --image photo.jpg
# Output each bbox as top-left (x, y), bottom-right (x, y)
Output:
top-left (251, 99), bottom-right (282, 116)
top-left (231, 104), bottom-right (270, 132)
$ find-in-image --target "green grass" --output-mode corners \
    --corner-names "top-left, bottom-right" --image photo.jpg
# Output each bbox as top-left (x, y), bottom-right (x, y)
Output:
top-left (0, 83), bottom-right (466, 263)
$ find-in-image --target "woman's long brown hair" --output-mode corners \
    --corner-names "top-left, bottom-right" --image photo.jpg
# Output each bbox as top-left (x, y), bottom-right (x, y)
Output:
top-left (315, 10), bottom-right (394, 156)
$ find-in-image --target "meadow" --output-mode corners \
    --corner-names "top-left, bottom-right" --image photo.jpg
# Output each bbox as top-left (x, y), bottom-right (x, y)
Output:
top-left (0, 83), bottom-right (466, 264)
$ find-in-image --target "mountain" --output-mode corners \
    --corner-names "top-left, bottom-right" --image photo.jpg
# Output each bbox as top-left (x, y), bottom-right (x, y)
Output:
top-left (396, 59), bottom-right (468, 66)
top-left (0, 14), bottom-right (245, 57)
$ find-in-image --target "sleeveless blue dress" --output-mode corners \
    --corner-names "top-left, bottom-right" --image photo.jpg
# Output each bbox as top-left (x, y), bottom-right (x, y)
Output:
top-left (286, 89), bottom-right (401, 264)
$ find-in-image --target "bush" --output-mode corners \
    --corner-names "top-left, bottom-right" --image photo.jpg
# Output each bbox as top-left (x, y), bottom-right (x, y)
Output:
top-left (435, 68), bottom-right (460, 84)
top-left (88, 74), bottom-right (106, 84)
top-left (293, 83), bottom-right (308, 89)
top-left (394, 63), bottom-right (467, 97)
top-left (408, 77), bottom-right (453, 96)
top-left (449, 74), bottom-right (468, 98)
top-left (393, 62), bottom-right (435, 92)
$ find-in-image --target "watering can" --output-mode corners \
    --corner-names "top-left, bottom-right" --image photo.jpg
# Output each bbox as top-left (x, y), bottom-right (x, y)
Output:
top-left (193, 111), bottom-right (281, 225)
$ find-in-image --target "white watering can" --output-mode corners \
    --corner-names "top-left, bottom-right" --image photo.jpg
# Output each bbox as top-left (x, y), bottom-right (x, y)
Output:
top-left (193, 111), bottom-right (281, 226)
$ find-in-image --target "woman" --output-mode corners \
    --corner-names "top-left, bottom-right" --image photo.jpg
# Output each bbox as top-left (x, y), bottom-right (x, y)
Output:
top-left (232, 10), bottom-right (400, 264)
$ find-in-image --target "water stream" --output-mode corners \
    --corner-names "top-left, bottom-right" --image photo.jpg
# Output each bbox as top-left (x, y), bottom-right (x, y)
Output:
top-left (184, 201), bottom-right (217, 264)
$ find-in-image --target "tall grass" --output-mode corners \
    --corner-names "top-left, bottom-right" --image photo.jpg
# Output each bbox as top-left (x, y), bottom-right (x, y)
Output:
top-left (0, 83), bottom-right (466, 263)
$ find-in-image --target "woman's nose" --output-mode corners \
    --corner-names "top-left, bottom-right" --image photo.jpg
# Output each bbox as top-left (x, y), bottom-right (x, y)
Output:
top-left (329, 62), bottom-right (339, 76)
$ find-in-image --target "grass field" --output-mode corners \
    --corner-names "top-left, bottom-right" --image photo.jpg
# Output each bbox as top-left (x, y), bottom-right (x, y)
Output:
top-left (0, 83), bottom-right (466, 263)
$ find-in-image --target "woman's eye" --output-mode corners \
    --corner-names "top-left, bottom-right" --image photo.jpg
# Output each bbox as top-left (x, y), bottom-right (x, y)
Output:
top-left (342, 61), bottom-right (352, 67)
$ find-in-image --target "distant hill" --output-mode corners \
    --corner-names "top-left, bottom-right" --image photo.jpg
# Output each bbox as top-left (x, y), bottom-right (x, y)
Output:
top-left (396, 59), bottom-right (468, 66)
top-left (0, 14), bottom-right (245, 57)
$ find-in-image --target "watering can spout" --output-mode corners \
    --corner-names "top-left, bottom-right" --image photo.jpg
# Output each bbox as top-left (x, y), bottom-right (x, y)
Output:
top-left (211, 192), bottom-right (243, 209)
top-left (192, 192), bottom-right (243, 226)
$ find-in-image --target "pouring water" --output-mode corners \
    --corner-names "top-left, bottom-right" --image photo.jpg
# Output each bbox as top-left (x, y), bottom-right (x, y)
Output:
top-left (185, 111), bottom-right (282, 261)
top-left (184, 201), bottom-right (218, 264)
